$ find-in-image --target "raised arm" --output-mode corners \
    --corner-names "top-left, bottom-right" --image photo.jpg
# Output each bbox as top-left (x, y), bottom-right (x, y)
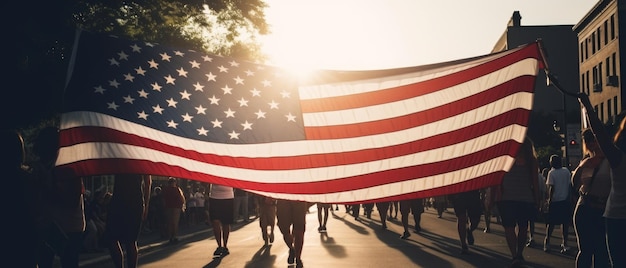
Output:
top-left (577, 93), bottom-right (622, 167)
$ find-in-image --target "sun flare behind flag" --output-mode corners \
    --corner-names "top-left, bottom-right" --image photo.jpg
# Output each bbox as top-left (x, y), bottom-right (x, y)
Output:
top-left (58, 30), bottom-right (543, 203)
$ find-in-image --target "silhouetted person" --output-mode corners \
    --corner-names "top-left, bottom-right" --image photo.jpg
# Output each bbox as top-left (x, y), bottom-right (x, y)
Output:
top-left (209, 184), bottom-right (234, 258)
top-left (448, 190), bottom-right (482, 254)
top-left (105, 174), bottom-right (152, 268)
top-left (33, 126), bottom-right (85, 268)
top-left (277, 199), bottom-right (311, 268)
top-left (3, 130), bottom-right (38, 267)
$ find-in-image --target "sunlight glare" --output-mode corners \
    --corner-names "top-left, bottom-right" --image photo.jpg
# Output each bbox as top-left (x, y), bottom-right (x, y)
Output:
top-left (262, 1), bottom-right (411, 72)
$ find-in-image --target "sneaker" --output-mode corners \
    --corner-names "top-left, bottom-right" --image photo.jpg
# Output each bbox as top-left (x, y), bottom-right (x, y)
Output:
top-left (560, 244), bottom-right (571, 254)
top-left (400, 231), bottom-right (410, 239)
top-left (320, 226), bottom-right (327, 233)
top-left (213, 247), bottom-right (223, 258)
top-left (296, 258), bottom-right (304, 268)
top-left (287, 248), bottom-right (295, 265)
top-left (466, 229), bottom-right (474, 245)
top-left (221, 247), bottom-right (229, 256)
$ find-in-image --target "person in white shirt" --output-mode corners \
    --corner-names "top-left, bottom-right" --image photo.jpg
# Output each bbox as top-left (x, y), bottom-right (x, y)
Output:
top-left (188, 187), bottom-right (206, 225)
top-left (544, 155), bottom-right (573, 253)
top-left (209, 184), bottom-right (234, 258)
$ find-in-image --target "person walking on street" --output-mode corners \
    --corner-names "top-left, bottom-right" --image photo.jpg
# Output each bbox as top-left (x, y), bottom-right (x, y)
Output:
top-left (388, 201), bottom-right (399, 220)
top-left (527, 168), bottom-right (547, 247)
top-left (33, 127), bottom-right (86, 268)
top-left (448, 190), bottom-right (482, 254)
top-left (316, 202), bottom-right (331, 233)
top-left (376, 201), bottom-right (391, 229)
top-left (480, 188), bottom-right (493, 233)
top-left (399, 198), bottom-right (424, 239)
top-left (233, 188), bottom-right (250, 222)
top-left (433, 195), bottom-right (447, 218)
top-left (258, 195), bottom-right (277, 246)
top-left (277, 199), bottom-right (311, 268)
top-left (544, 155), bottom-right (573, 254)
top-left (161, 177), bottom-right (186, 243)
top-left (578, 93), bottom-right (626, 267)
top-left (571, 128), bottom-right (611, 268)
top-left (105, 174), bottom-right (151, 268)
top-left (489, 137), bottom-right (540, 267)
top-left (4, 130), bottom-right (38, 268)
top-left (209, 184), bottom-right (234, 258)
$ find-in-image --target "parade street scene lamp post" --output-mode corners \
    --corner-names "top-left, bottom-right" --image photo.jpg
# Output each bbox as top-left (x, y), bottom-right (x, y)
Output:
top-left (553, 120), bottom-right (569, 168)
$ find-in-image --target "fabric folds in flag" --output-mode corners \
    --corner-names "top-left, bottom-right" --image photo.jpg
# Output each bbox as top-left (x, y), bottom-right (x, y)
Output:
top-left (58, 30), bottom-right (543, 203)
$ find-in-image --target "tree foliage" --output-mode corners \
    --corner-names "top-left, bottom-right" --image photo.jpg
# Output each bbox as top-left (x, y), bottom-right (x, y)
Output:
top-left (8, 0), bottom-right (269, 129)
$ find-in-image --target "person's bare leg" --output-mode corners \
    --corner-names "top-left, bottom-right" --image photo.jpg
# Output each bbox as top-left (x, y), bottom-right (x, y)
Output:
top-left (125, 241), bottom-right (139, 268)
top-left (504, 226), bottom-right (518, 258)
top-left (293, 228), bottom-right (305, 265)
top-left (322, 207), bottom-right (329, 227)
top-left (212, 220), bottom-right (223, 247)
top-left (457, 214), bottom-right (468, 252)
top-left (544, 223), bottom-right (555, 251)
top-left (223, 224), bottom-right (231, 249)
top-left (317, 207), bottom-right (323, 229)
top-left (516, 222), bottom-right (528, 258)
top-left (108, 241), bottom-right (123, 268)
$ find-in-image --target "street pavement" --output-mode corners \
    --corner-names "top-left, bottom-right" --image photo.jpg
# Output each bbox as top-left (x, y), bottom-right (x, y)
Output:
top-left (79, 206), bottom-right (577, 268)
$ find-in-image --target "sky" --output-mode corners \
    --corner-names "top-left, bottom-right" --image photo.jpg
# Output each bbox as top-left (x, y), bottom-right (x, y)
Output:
top-left (260, 0), bottom-right (599, 72)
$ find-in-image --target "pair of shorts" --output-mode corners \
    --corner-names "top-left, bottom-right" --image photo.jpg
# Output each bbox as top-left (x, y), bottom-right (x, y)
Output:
top-left (317, 203), bottom-right (331, 209)
top-left (105, 202), bottom-right (143, 243)
top-left (547, 200), bottom-right (572, 224)
top-left (209, 198), bottom-right (234, 224)
top-left (451, 197), bottom-right (482, 219)
top-left (276, 199), bottom-right (308, 231)
top-left (497, 201), bottom-right (537, 228)
top-left (400, 199), bottom-right (424, 215)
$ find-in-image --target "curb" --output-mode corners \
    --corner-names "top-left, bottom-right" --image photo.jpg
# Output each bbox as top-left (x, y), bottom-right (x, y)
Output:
top-left (79, 228), bottom-right (212, 267)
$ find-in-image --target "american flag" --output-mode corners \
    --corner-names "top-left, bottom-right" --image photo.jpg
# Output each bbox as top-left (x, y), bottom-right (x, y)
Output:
top-left (58, 30), bottom-right (543, 203)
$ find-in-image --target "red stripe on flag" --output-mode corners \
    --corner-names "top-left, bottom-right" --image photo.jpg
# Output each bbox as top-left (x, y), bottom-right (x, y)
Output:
top-left (300, 44), bottom-right (541, 113)
top-left (304, 76), bottom-right (535, 139)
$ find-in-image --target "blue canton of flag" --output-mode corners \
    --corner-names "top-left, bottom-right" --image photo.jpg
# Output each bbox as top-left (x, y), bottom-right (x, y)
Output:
top-left (64, 31), bottom-right (304, 144)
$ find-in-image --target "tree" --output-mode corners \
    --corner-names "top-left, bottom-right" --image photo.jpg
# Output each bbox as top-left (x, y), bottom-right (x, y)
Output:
top-left (8, 0), bottom-right (269, 129)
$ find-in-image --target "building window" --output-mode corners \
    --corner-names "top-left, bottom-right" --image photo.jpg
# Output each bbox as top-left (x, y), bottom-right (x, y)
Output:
top-left (580, 42), bottom-right (584, 63)
top-left (610, 15), bottom-right (615, 40)
top-left (592, 33), bottom-right (596, 54)
top-left (599, 62), bottom-right (603, 85)
top-left (581, 73), bottom-right (586, 93)
top-left (604, 20), bottom-right (609, 45)
top-left (614, 96), bottom-right (619, 117)
top-left (607, 57), bottom-right (611, 76)
top-left (597, 28), bottom-right (601, 50)
top-left (600, 102), bottom-right (605, 123)
top-left (608, 98), bottom-right (613, 120)
top-left (612, 53), bottom-right (617, 75)
top-left (586, 70), bottom-right (590, 93)
top-left (598, 102), bottom-right (606, 122)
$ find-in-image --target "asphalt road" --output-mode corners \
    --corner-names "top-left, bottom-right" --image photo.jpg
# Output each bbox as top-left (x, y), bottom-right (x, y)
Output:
top-left (80, 205), bottom-right (577, 268)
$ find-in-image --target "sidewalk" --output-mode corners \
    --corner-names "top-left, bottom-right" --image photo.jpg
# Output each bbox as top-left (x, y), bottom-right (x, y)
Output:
top-left (78, 218), bottom-right (254, 267)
